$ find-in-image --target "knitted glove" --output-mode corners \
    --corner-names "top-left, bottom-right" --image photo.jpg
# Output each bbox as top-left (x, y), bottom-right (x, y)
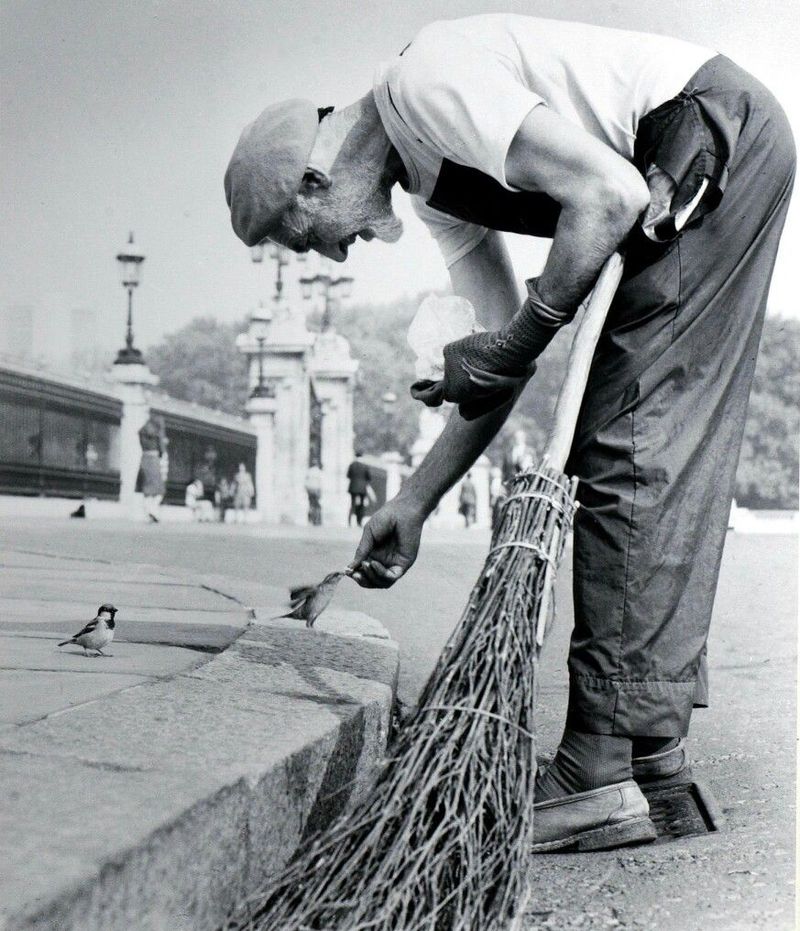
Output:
top-left (411, 278), bottom-right (576, 420)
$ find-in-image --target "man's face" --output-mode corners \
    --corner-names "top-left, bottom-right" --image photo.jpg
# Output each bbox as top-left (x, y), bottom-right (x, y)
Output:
top-left (267, 166), bottom-right (403, 263)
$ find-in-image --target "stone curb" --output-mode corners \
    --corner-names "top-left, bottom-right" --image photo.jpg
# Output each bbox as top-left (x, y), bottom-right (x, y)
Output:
top-left (0, 567), bottom-right (399, 931)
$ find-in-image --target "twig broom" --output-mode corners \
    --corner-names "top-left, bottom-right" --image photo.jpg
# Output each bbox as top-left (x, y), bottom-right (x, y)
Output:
top-left (223, 253), bottom-right (625, 931)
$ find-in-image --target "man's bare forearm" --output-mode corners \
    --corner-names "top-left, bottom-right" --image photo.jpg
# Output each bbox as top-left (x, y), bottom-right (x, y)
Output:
top-left (399, 403), bottom-right (511, 514)
top-left (535, 202), bottom-right (632, 313)
top-left (505, 105), bottom-right (649, 315)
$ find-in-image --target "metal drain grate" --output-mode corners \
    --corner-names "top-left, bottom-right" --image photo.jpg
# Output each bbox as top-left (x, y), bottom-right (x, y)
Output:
top-left (640, 779), bottom-right (725, 840)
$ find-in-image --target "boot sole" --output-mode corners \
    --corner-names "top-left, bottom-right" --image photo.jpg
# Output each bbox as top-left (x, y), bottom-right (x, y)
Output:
top-left (531, 816), bottom-right (658, 853)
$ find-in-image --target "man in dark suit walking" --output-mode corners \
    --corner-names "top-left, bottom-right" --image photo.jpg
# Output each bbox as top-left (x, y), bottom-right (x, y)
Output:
top-left (347, 451), bottom-right (372, 528)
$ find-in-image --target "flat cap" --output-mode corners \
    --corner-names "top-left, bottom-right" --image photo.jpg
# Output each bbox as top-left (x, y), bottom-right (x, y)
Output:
top-left (225, 99), bottom-right (319, 247)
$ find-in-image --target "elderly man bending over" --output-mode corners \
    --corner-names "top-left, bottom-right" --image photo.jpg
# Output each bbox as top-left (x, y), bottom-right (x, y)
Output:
top-left (225, 14), bottom-right (795, 852)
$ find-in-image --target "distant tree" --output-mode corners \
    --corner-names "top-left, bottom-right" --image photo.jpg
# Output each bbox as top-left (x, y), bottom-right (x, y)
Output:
top-left (143, 307), bottom-right (797, 510)
top-left (335, 296), bottom-right (429, 458)
top-left (735, 316), bottom-right (799, 509)
top-left (486, 323), bottom-right (575, 463)
top-left (146, 317), bottom-right (249, 415)
top-left (497, 314), bottom-right (798, 510)
top-left (337, 298), bottom-right (596, 463)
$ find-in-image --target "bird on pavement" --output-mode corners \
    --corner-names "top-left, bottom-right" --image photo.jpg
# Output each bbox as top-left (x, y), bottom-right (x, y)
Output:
top-left (58, 604), bottom-right (118, 656)
top-left (276, 572), bottom-right (347, 628)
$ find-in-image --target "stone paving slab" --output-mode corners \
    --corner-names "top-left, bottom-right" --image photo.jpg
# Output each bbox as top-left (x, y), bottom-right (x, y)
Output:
top-left (0, 633), bottom-right (207, 678)
top-left (0, 753), bottom-right (229, 925)
top-left (0, 599), bottom-right (249, 628)
top-left (0, 551), bottom-right (187, 581)
top-left (0, 620), bottom-right (244, 651)
top-left (0, 562), bottom-right (186, 582)
top-left (180, 573), bottom-right (289, 615)
top-left (0, 655), bottom-right (386, 778)
top-left (1, 578), bottom-right (237, 610)
top-left (287, 607), bottom-right (393, 642)
top-left (0, 550), bottom-right (122, 571)
top-left (240, 625), bottom-right (399, 690)
top-left (0, 670), bottom-right (149, 724)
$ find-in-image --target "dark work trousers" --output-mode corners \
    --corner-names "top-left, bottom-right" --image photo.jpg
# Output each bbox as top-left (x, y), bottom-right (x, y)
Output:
top-left (565, 57), bottom-right (796, 737)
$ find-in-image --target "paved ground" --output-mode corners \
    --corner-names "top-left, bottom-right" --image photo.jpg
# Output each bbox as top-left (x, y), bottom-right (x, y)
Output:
top-left (0, 548), bottom-right (255, 726)
top-left (0, 517), bottom-right (795, 929)
top-left (0, 530), bottom-right (398, 929)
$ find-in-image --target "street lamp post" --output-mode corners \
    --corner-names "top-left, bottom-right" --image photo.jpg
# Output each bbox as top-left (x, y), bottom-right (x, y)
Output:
top-left (251, 242), bottom-right (303, 301)
top-left (299, 265), bottom-right (354, 331)
top-left (247, 242), bottom-right (304, 398)
top-left (114, 232), bottom-right (146, 364)
top-left (251, 333), bottom-right (274, 398)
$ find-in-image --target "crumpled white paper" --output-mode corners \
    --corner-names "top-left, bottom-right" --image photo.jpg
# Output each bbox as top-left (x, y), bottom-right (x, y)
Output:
top-left (407, 294), bottom-right (485, 380)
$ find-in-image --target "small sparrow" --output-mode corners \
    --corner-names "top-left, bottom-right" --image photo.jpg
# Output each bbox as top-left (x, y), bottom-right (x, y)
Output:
top-left (58, 604), bottom-right (118, 656)
top-left (277, 571), bottom-right (347, 628)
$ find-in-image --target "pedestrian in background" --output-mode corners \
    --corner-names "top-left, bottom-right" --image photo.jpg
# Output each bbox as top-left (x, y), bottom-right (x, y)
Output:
top-left (489, 465), bottom-right (505, 533)
top-left (185, 477), bottom-right (204, 521)
top-left (137, 415), bottom-right (166, 523)
top-left (197, 446), bottom-right (218, 519)
top-left (305, 461), bottom-right (323, 526)
top-left (346, 451), bottom-right (372, 528)
top-left (458, 472), bottom-right (477, 528)
top-left (233, 462), bottom-right (255, 523)
top-left (158, 417), bottom-right (170, 484)
top-left (216, 476), bottom-right (235, 523)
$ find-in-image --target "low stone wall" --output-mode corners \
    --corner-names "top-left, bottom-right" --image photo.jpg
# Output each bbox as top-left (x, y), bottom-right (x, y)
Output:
top-left (0, 562), bottom-right (398, 931)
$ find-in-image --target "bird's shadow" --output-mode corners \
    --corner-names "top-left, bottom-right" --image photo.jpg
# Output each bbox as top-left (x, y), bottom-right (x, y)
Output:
top-left (55, 649), bottom-right (111, 658)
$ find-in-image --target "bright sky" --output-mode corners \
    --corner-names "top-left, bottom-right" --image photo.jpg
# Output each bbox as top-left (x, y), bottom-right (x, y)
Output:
top-left (2, 0), bottom-right (799, 353)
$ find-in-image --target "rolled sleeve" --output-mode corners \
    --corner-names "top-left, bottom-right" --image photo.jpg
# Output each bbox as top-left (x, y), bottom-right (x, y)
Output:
top-left (412, 196), bottom-right (488, 267)
top-left (393, 23), bottom-right (546, 191)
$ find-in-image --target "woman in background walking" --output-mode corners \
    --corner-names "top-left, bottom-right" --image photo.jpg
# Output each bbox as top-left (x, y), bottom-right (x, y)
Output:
top-left (458, 472), bottom-right (477, 528)
top-left (137, 415), bottom-right (166, 523)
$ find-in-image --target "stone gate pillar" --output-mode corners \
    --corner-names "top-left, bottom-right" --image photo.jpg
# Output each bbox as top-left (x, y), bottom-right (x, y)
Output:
top-left (310, 329), bottom-right (358, 527)
top-left (245, 393), bottom-right (278, 522)
top-left (111, 361), bottom-right (158, 514)
top-left (238, 302), bottom-right (315, 524)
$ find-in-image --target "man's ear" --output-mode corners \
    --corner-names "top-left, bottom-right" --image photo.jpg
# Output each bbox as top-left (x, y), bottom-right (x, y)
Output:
top-left (300, 166), bottom-right (331, 192)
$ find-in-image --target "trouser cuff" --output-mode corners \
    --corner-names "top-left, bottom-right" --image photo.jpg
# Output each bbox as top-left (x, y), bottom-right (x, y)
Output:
top-left (567, 674), bottom-right (696, 737)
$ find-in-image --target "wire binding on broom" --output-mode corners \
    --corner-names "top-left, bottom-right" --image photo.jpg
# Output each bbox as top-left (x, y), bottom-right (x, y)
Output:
top-left (486, 540), bottom-right (554, 562)
top-left (222, 464), bottom-right (578, 931)
top-left (497, 490), bottom-right (572, 514)
top-left (419, 705), bottom-right (538, 743)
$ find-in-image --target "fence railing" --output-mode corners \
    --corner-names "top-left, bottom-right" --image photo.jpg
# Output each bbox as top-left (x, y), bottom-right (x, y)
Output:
top-left (0, 366), bottom-right (122, 500)
top-left (0, 363), bottom-right (258, 508)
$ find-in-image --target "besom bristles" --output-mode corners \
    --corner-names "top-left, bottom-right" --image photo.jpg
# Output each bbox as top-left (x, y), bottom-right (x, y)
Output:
top-left (223, 465), bottom-right (577, 931)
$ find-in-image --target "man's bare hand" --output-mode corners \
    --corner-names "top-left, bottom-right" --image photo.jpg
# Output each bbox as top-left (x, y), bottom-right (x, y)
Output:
top-left (348, 497), bottom-right (426, 588)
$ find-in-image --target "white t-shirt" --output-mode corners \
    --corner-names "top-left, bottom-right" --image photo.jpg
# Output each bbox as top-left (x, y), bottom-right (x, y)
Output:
top-left (372, 15), bottom-right (715, 266)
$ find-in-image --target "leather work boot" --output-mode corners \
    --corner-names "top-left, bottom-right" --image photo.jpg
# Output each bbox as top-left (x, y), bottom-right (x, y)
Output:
top-left (632, 738), bottom-right (690, 785)
top-left (531, 780), bottom-right (658, 852)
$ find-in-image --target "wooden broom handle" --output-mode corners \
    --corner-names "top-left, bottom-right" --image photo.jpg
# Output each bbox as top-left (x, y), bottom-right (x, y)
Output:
top-left (542, 252), bottom-right (624, 471)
